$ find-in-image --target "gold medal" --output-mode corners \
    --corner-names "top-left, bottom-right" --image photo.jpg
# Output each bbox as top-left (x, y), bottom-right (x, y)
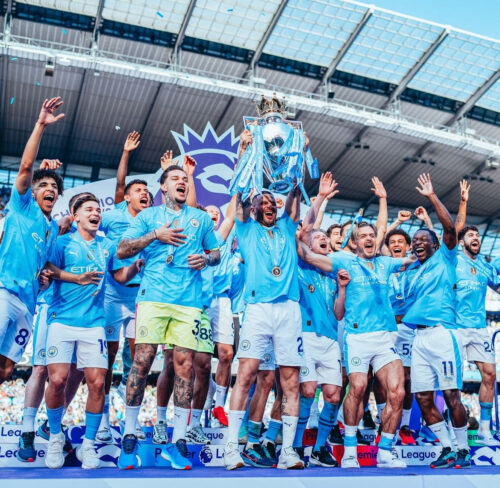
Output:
top-left (272, 266), bottom-right (282, 277)
top-left (308, 284), bottom-right (315, 293)
top-left (470, 267), bottom-right (477, 275)
top-left (366, 261), bottom-right (374, 270)
top-left (166, 254), bottom-right (174, 264)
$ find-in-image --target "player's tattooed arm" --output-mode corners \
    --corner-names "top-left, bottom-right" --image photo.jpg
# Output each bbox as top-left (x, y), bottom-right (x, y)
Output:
top-left (455, 179), bottom-right (470, 235)
top-left (117, 232), bottom-right (157, 259)
top-left (416, 173), bottom-right (456, 250)
top-left (17, 97), bottom-right (64, 195)
top-left (187, 249), bottom-right (221, 269)
top-left (126, 344), bottom-right (157, 406)
top-left (235, 191), bottom-right (252, 223)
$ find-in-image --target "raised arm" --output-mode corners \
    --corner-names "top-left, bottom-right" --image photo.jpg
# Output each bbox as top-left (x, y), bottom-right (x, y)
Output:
top-left (235, 191), bottom-right (252, 223)
top-left (334, 269), bottom-right (350, 320)
top-left (183, 154), bottom-right (197, 208)
top-left (285, 182), bottom-right (302, 223)
top-left (416, 173), bottom-right (456, 250)
top-left (16, 97), bottom-right (65, 195)
top-left (371, 177), bottom-right (388, 251)
top-left (296, 238), bottom-right (333, 273)
top-left (455, 179), bottom-right (470, 235)
top-left (218, 194), bottom-right (237, 241)
top-left (302, 172), bottom-right (338, 236)
top-left (115, 131), bottom-right (141, 204)
top-left (414, 206), bottom-right (434, 231)
top-left (380, 210), bottom-right (411, 255)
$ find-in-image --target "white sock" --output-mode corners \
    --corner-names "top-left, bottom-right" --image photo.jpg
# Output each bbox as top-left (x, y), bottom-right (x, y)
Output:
top-left (157, 406), bottom-right (167, 423)
top-left (190, 408), bottom-right (202, 426)
top-left (429, 421), bottom-right (452, 448)
top-left (22, 407), bottom-right (38, 433)
top-left (401, 408), bottom-right (411, 427)
top-left (215, 384), bottom-right (227, 408)
top-left (344, 445), bottom-right (357, 458)
top-left (480, 419), bottom-right (491, 433)
top-left (453, 424), bottom-right (468, 450)
top-left (281, 415), bottom-right (298, 450)
top-left (376, 403), bottom-right (386, 419)
top-left (227, 410), bottom-right (245, 445)
top-left (172, 407), bottom-right (190, 442)
top-left (82, 437), bottom-right (94, 449)
top-left (124, 406), bottom-right (140, 436)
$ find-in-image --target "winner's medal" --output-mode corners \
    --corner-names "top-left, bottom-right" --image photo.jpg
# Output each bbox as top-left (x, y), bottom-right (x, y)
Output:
top-left (166, 254), bottom-right (174, 264)
top-left (261, 227), bottom-right (285, 279)
top-left (272, 266), bottom-right (282, 277)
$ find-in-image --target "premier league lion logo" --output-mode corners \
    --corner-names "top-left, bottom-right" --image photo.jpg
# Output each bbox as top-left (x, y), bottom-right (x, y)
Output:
top-left (154, 123), bottom-right (240, 210)
top-left (199, 445), bottom-right (213, 465)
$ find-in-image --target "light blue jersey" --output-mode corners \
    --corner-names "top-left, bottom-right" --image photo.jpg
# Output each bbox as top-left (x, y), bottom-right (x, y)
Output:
top-left (389, 272), bottom-right (412, 317)
top-left (48, 232), bottom-right (116, 328)
top-left (493, 258), bottom-right (500, 275)
top-left (122, 204), bottom-right (218, 309)
top-left (235, 213), bottom-right (299, 304)
top-left (330, 253), bottom-right (403, 335)
top-left (0, 186), bottom-right (59, 314)
top-left (202, 266), bottom-right (214, 309)
top-left (101, 203), bottom-right (143, 302)
top-left (455, 251), bottom-right (499, 329)
top-left (228, 249), bottom-right (245, 314)
top-left (212, 229), bottom-right (234, 296)
top-left (298, 259), bottom-right (338, 341)
top-left (403, 245), bottom-right (457, 329)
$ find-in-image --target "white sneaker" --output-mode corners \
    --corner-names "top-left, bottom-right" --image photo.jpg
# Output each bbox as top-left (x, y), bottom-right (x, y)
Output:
top-left (212, 417), bottom-right (224, 428)
top-left (45, 432), bottom-right (65, 469)
top-left (341, 454), bottom-right (360, 468)
top-left (153, 421), bottom-right (168, 444)
top-left (96, 426), bottom-right (113, 443)
top-left (186, 424), bottom-right (210, 445)
top-left (76, 441), bottom-right (100, 469)
top-left (377, 448), bottom-right (406, 468)
top-left (277, 446), bottom-right (305, 469)
top-left (135, 424), bottom-right (146, 441)
top-left (224, 442), bottom-right (244, 470)
top-left (477, 429), bottom-right (500, 446)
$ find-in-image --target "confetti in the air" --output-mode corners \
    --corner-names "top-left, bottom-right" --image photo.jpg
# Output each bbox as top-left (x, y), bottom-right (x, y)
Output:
top-left (10, 97), bottom-right (14, 105)
top-left (157, 11), bottom-right (164, 18)
top-left (62, 28), bottom-right (67, 34)
top-left (11, 57), bottom-right (17, 61)
top-left (35, 82), bottom-right (41, 86)
top-left (227, 8), bottom-right (233, 12)
top-left (115, 126), bottom-right (121, 131)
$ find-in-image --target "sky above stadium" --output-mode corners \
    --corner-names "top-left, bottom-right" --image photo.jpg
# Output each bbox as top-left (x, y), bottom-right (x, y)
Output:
top-left (371, 0), bottom-right (499, 39)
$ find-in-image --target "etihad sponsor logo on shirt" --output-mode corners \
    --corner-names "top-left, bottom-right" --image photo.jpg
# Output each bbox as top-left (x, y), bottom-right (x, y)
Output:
top-left (70, 265), bottom-right (101, 273)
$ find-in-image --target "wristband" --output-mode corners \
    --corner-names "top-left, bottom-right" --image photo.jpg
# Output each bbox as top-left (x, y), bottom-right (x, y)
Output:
top-left (153, 229), bottom-right (158, 239)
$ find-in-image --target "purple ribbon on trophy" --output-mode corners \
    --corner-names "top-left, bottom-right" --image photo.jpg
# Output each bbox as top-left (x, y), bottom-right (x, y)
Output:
top-left (229, 94), bottom-right (319, 203)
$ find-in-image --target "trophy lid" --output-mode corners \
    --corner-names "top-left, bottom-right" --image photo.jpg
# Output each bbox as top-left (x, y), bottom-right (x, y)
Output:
top-left (254, 94), bottom-right (287, 120)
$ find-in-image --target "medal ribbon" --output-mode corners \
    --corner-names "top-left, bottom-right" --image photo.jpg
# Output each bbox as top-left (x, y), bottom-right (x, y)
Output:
top-left (163, 205), bottom-right (188, 264)
top-left (78, 235), bottom-right (106, 296)
top-left (260, 225), bottom-right (285, 273)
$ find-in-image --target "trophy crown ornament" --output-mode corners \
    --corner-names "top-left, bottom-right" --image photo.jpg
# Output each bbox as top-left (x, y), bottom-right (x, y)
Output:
top-left (254, 94), bottom-right (287, 120)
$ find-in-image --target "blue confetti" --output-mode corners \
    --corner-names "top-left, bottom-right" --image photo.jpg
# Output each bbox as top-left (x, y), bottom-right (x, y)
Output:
top-left (227, 8), bottom-right (233, 12)
top-left (62, 28), bottom-right (67, 34)
top-left (35, 82), bottom-right (41, 86)
top-left (11, 57), bottom-right (17, 61)
top-left (157, 11), bottom-right (164, 18)
top-left (10, 97), bottom-right (14, 105)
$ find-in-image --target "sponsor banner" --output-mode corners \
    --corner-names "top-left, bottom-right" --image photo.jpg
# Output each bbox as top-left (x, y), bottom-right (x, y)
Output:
top-left (302, 428), bottom-right (376, 447)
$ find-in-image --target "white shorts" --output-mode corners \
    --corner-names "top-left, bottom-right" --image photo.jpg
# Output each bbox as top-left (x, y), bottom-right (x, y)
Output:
top-left (411, 326), bottom-right (463, 393)
top-left (338, 319), bottom-right (345, 364)
top-left (237, 300), bottom-right (304, 367)
top-left (345, 330), bottom-right (400, 375)
top-left (299, 332), bottom-right (342, 386)
top-left (456, 327), bottom-right (495, 364)
top-left (206, 295), bottom-right (234, 345)
top-left (391, 323), bottom-right (415, 368)
top-left (32, 304), bottom-right (49, 366)
top-left (0, 289), bottom-right (33, 363)
top-left (104, 298), bottom-right (136, 342)
top-left (46, 322), bottom-right (108, 370)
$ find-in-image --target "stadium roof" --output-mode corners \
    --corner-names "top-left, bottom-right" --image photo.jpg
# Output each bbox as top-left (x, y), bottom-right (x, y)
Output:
top-left (0, 0), bottom-right (499, 251)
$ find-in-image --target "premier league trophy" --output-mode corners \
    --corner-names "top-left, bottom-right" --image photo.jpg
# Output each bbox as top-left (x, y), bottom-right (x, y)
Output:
top-left (229, 94), bottom-right (318, 203)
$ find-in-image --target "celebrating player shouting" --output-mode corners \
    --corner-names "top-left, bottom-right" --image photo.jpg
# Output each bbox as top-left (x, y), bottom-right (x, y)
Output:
top-left (116, 165), bottom-right (220, 470)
